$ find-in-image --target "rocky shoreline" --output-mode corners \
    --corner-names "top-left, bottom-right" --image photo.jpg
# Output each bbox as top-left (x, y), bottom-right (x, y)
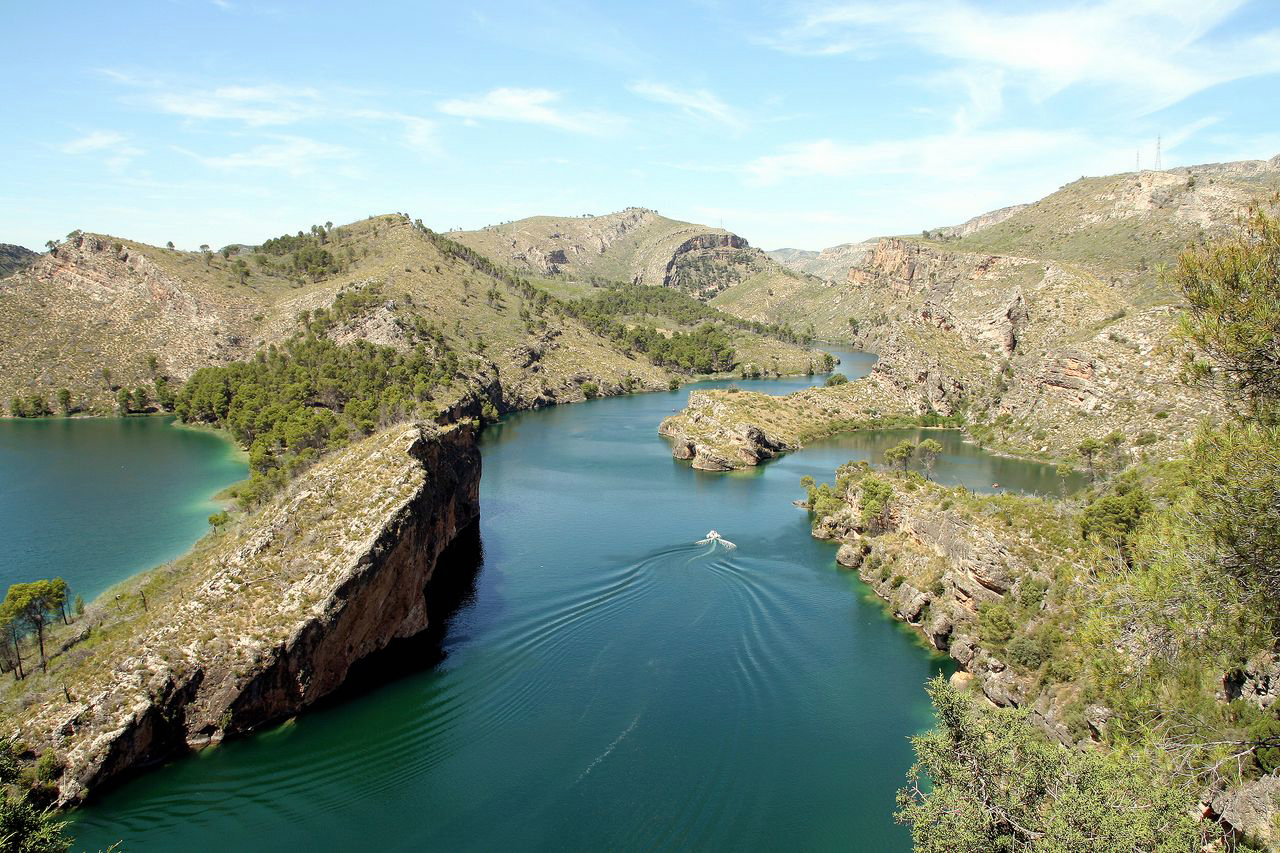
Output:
top-left (6, 422), bottom-right (480, 806)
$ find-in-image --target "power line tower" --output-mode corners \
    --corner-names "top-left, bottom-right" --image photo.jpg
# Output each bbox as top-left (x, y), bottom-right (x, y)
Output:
top-left (1154, 136), bottom-right (1162, 171)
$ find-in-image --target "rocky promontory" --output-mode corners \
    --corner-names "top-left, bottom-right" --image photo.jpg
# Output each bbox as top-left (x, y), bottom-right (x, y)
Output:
top-left (658, 371), bottom-right (915, 470)
top-left (4, 421), bottom-right (480, 806)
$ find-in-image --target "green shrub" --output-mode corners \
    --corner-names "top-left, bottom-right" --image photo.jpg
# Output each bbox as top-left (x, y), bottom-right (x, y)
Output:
top-left (1006, 634), bottom-right (1047, 670)
top-left (978, 603), bottom-right (1015, 645)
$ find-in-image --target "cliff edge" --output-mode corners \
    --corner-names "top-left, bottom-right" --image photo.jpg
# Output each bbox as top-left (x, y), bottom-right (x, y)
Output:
top-left (3, 421), bottom-right (480, 806)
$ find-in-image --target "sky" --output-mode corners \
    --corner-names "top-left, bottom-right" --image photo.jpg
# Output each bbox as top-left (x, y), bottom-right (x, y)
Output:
top-left (3, 0), bottom-right (1279, 252)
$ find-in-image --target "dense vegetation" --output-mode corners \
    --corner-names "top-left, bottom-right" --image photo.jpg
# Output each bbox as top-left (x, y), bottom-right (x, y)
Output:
top-left (176, 285), bottom-right (458, 507)
top-left (894, 197), bottom-right (1280, 848)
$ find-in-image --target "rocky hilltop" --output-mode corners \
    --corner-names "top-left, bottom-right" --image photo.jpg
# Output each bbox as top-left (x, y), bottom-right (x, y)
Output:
top-left (707, 157), bottom-right (1280, 462)
top-left (0, 243), bottom-right (37, 278)
top-left (3, 421), bottom-right (479, 806)
top-left (1, 214), bottom-right (825, 417)
top-left (454, 208), bottom-right (819, 300)
top-left (0, 217), bottom-right (678, 415)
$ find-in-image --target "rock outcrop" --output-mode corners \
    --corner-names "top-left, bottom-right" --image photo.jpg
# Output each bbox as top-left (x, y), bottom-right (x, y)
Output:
top-left (7, 422), bottom-right (480, 806)
top-left (809, 474), bottom-right (1085, 742)
top-left (658, 373), bottom-right (912, 470)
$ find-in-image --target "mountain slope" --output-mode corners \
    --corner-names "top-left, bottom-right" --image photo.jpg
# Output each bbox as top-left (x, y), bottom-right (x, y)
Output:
top-left (0, 214), bottom-right (822, 417)
top-left (701, 155), bottom-right (1280, 462)
top-left (454, 207), bottom-right (820, 302)
top-left (0, 243), bottom-right (37, 278)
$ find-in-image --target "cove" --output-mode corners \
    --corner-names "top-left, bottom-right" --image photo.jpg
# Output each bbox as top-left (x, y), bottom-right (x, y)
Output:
top-left (67, 355), bottom-right (1067, 851)
top-left (0, 416), bottom-right (246, 601)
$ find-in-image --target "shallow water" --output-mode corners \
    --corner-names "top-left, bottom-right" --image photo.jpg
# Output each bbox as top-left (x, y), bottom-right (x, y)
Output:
top-left (62, 352), bottom-right (1071, 851)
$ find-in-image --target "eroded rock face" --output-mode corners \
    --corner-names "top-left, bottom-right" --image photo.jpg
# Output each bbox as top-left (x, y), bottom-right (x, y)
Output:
top-left (15, 422), bottom-right (481, 806)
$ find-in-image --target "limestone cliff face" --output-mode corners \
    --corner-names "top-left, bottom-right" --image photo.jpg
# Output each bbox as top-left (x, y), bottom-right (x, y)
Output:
top-left (11, 422), bottom-right (480, 806)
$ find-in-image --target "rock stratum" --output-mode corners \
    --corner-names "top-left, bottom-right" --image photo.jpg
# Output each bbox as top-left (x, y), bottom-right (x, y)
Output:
top-left (711, 157), bottom-right (1280, 462)
top-left (5, 421), bottom-right (480, 806)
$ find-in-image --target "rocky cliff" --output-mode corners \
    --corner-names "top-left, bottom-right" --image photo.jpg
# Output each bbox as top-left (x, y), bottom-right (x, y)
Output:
top-left (809, 471), bottom-right (1092, 744)
top-left (713, 159), bottom-right (1280, 461)
top-left (4, 421), bottom-right (480, 806)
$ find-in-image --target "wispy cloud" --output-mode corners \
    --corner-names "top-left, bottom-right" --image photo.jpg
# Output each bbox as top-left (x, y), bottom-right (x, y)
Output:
top-left (437, 88), bottom-right (622, 135)
top-left (62, 130), bottom-right (129, 154)
top-left (183, 136), bottom-right (354, 176)
top-left (627, 81), bottom-right (744, 130)
top-left (744, 128), bottom-right (1100, 185)
top-left (148, 83), bottom-right (324, 126)
top-left (98, 71), bottom-right (439, 156)
top-left (763, 0), bottom-right (1280, 114)
top-left (61, 130), bottom-right (145, 172)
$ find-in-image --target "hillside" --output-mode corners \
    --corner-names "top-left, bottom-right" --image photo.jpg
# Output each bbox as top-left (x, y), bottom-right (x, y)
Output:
top-left (454, 207), bottom-right (822, 303)
top-left (0, 214), bottom-right (822, 418)
top-left (708, 156), bottom-right (1280, 462)
top-left (0, 243), bottom-right (36, 278)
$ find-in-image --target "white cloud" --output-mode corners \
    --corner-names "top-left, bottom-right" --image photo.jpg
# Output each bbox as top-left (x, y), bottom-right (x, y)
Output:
top-left (149, 84), bottom-right (323, 126)
top-left (764, 0), bottom-right (1280, 114)
top-left (61, 130), bottom-right (145, 172)
top-left (744, 128), bottom-right (1108, 184)
top-left (628, 82), bottom-right (743, 130)
top-left (437, 88), bottom-right (621, 135)
top-left (62, 131), bottom-right (128, 154)
top-left (187, 136), bottom-right (354, 176)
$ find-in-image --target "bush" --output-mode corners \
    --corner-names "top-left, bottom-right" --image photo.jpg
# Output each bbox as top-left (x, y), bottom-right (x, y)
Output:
top-left (978, 603), bottom-right (1015, 645)
top-left (825, 372), bottom-right (849, 387)
top-left (581, 381), bottom-right (599, 400)
top-left (1006, 634), bottom-right (1047, 670)
top-left (1249, 714), bottom-right (1280, 775)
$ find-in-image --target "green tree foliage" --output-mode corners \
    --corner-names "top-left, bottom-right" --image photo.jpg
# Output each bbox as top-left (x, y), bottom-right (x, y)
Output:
top-left (1079, 475), bottom-right (1149, 553)
top-left (0, 582), bottom-right (62, 672)
top-left (175, 303), bottom-right (456, 507)
top-left (884, 439), bottom-right (915, 471)
top-left (1175, 197), bottom-right (1280, 421)
top-left (896, 677), bottom-right (1199, 853)
top-left (916, 438), bottom-right (943, 480)
top-left (55, 390), bottom-right (71, 417)
top-left (0, 791), bottom-right (71, 853)
top-left (115, 388), bottom-right (131, 415)
top-left (824, 372), bottom-right (849, 386)
top-left (1078, 202), bottom-right (1280, 798)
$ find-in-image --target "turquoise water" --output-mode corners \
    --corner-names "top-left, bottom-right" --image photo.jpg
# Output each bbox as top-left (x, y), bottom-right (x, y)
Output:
top-left (0, 417), bottom-right (246, 601)
top-left (61, 354), bottom-right (1071, 851)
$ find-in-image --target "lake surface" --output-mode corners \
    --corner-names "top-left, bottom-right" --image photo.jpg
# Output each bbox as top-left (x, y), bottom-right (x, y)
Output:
top-left (65, 352), bottom-right (1071, 851)
top-left (0, 417), bottom-right (245, 601)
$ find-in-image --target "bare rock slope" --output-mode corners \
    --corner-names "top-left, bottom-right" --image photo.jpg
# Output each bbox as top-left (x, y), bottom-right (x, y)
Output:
top-left (711, 157), bottom-right (1280, 460)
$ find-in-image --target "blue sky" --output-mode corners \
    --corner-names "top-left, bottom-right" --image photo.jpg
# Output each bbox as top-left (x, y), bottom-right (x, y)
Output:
top-left (3, 0), bottom-right (1279, 252)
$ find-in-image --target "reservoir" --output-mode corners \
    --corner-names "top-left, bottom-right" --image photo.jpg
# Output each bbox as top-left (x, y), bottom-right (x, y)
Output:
top-left (61, 354), bottom-right (1069, 850)
top-left (0, 416), bottom-right (245, 601)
